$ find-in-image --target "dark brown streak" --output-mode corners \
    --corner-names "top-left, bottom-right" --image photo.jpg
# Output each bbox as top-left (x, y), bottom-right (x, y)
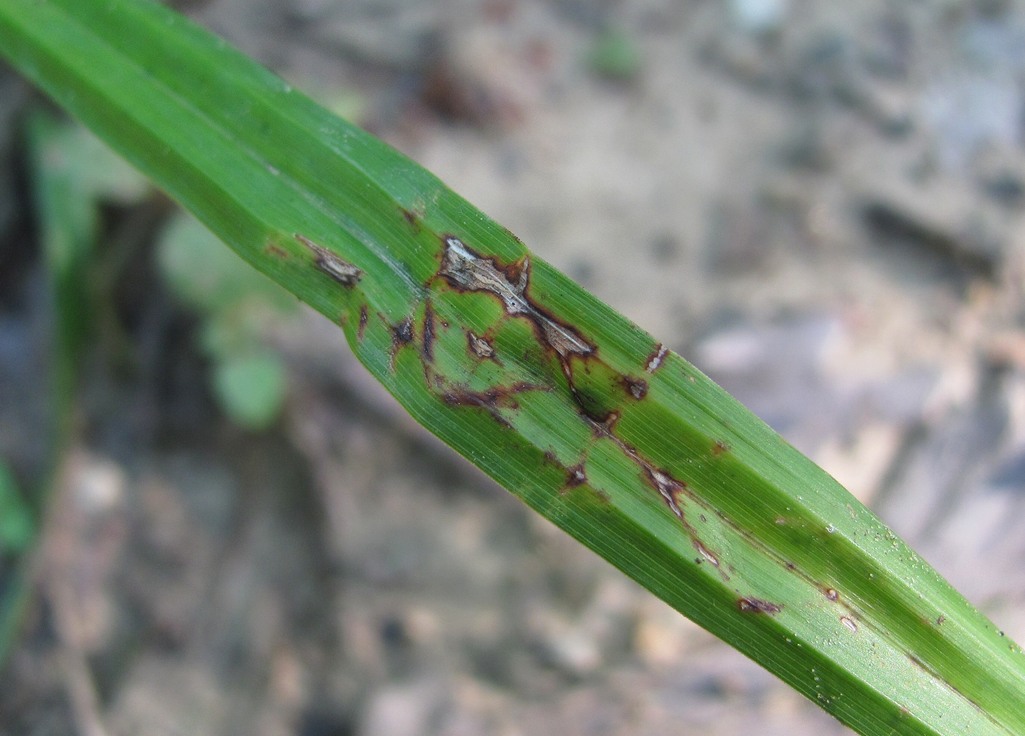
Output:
top-left (389, 317), bottom-right (414, 371)
top-left (358, 306), bottom-right (369, 341)
top-left (422, 299), bottom-right (436, 363)
top-left (738, 598), bottom-right (782, 615)
top-left (441, 381), bottom-right (546, 428)
top-left (401, 207), bottom-right (421, 232)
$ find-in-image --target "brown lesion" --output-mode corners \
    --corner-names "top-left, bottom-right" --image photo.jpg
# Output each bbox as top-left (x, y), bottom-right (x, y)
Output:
top-left (401, 207), bottom-right (421, 233)
top-left (436, 235), bottom-right (594, 364)
top-left (389, 317), bottom-right (415, 370)
top-left (644, 343), bottom-right (669, 374)
top-left (564, 463), bottom-right (587, 490)
top-left (422, 299), bottom-right (437, 363)
top-left (430, 235), bottom-right (730, 575)
top-left (620, 375), bottom-right (648, 400)
top-left (295, 233), bottom-right (362, 287)
top-left (467, 331), bottom-right (499, 362)
top-left (264, 243), bottom-right (291, 260)
top-left (738, 598), bottom-right (782, 614)
top-left (358, 305), bottom-right (369, 341)
top-left (440, 381), bottom-right (546, 427)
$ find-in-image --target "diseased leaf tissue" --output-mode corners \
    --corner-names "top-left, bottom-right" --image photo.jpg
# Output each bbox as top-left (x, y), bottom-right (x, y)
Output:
top-left (296, 229), bottom-right (750, 598)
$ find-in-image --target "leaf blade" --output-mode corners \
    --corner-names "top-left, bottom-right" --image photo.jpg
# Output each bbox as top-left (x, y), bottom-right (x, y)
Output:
top-left (1, 1), bottom-right (1023, 733)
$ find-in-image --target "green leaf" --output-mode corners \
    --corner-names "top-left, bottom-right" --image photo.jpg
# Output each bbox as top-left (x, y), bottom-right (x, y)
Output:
top-left (0, 462), bottom-right (34, 554)
top-left (1, 2), bottom-right (1023, 734)
top-left (211, 352), bottom-right (286, 431)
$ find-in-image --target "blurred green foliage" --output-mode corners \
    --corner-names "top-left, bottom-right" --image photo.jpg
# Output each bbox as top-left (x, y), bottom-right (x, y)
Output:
top-left (157, 212), bottom-right (296, 430)
top-left (587, 28), bottom-right (643, 81)
top-left (0, 463), bottom-right (34, 555)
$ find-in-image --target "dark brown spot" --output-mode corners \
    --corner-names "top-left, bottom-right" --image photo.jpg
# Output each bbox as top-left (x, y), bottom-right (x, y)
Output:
top-left (402, 207), bottom-right (421, 232)
top-left (738, 598), bottom-right (782, 615)
top-left (565, 464), bottom-right (587, 488)
top-left (265, 244), bottom-right (290, 259)
top-left (713, 440), bottom-right (730, 456)
top-left (422, 300), bottom-right (436, 362)
top-left (644, 343), bottom-right (669, 374)
top-left (393, 318), bottom-right (414, 346)
top-left (358, 306), bottom-right (369, 340)
top-left (824, 588), bottom-right (839, 602)
top-left (936, 615), bottom-right (946, 626)
top-left (620, 375), bottom-right (649, 400)
top-left (295, 233), bottom-right (362, 287)
top-left (388, 317), bottom-right (415, 370)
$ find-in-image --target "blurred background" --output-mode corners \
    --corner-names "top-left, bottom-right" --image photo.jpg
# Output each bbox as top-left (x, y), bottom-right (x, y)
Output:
top-left (3, 0), bottom-right (1025, 734)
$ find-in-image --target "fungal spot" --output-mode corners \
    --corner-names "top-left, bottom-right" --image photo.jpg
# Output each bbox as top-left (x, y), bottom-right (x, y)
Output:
top-left (695, 541), bottom-right (719, 568)
top-left (401, 207), bottom-right (421, 232)
top-left (358, 306), bottom-right (369, 340)
top-left (620, 375), bottom-right (648, 400)
top-left (824, 588), bottom-right (839, 602)
top-left (713, 440), bottom-right (730, 456)
top-left (438, 236), bottom-right (594, 361)
top-left (422, 300), bottom-right (436, 362)
top-left (646, 467), bottom-right (687, 521)
top-left (389, 317), bottom-right (414, 369)
top-left (467, 331), bottom-right (496, 360)
top-left (738, 598), bottom-right (782, 615)
top-left (295, 234), bottom-right (362, 287)
top-left (565, 464), bottom-right (587, 488)
top-left (936, 615), bottom-right (946, 626)
top-left (841, 616), bottom-right (858, 633)
top-left (393, 318), bottom-right (414, 345)
top-left (644, 343), bottom-right (669, 374)
top-left (265, 243), bottom-right (290, 260)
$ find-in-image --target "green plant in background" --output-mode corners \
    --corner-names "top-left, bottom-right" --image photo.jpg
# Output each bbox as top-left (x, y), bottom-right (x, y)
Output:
top-left (0, 462), bottom-right (33, 556)
top-left (158, 212), bottom-right (295, 429)
top-left (0, 1), bottom-right (1023, 735)
top-left (586, 27), bottom-right (643, 82)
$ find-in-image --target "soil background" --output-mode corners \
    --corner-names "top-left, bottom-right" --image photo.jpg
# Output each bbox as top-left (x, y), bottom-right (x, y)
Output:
top-left (3, 1), bottom-right (1025, 734)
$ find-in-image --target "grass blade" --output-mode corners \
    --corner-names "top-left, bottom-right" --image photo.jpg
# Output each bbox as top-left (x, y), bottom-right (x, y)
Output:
top-left (1, 1), bottom-right (1023, 732)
